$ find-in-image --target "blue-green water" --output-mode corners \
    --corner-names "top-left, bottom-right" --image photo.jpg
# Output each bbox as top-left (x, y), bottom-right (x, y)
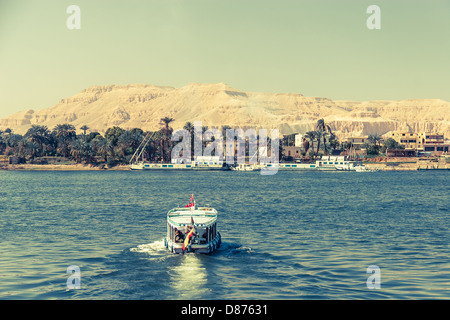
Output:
top-left (0, 170), bottom-right (448, 299)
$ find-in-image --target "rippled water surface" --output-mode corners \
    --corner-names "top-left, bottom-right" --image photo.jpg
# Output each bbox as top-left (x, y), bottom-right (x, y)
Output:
top-left (0, 170), bottom-right (449, 299)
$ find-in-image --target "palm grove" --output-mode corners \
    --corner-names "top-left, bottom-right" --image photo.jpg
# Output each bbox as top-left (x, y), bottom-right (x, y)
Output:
top-left (0, 118), bottom-right (403, 166)
top-left (282, 119), bottom-right (403, 159)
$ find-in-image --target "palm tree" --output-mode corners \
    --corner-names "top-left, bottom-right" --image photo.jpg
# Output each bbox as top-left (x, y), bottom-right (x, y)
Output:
top-left (104, 126), bottom-right (125, 146)
top-left (0, 132), bottom-right (5, 155)
top-left (316, 118), bottom-right (333, 136)
top-left (116, 130), bottom-right (144, 162)
top-left (5, 133), bottom-right (22, 149)
top-left (53, 124), bottom-right (76, 140)
top-left (146, 130), bottom-right (164, 162)
top-left (323, 131), bottom-right (331, 155)
top-left (316, 119), bottom-right (333, 154)
top-left (4, 127), bottom-right (12, 142)
top-left (368, 134), bottom-right (382, 155)
top-left (13, 139), bottom-right (26, 158)
top-left (201, 125), bottom-right (210, 153)
top-left (341, 141), bottom-right (354, 157)
top-left (70, 139), bottom-right (93, 163)
top-left (328, 133), bottom-right (340, 151)
top-left (70, 140), bottom-right (84, 163)
top-left (3, 128), bottom-right (12, 139)
top-left (315, 130), bottom-right (327, 154)
top-left (80, 125), bottom-right (89, 135)
top-left (362, 142), bottom-right (372, 155)
top-left (24, 125), bottom-right (51, 157)
top-left (370, 134), bottom-right (382, 148)
top-left (80, 125), bottom-right (89, 141)
top-left (91, 136), bottom-right (111, 162)
top-left (160, 117), bottom-right (174, 162)
top-left (183, 122), bottom-right (195, 159)
top-left (302, 137), bottom-right (310, 154)
top-left (24, 141), bottom-right (39, 159)
top-left (304, 131), bottom-right (316, 156)
top-left (183, 122), bottom-right (194, 133)
top-left (53, 124), bottom-right (76, 157)
top-left (160, 117), bottom-right (174, 132)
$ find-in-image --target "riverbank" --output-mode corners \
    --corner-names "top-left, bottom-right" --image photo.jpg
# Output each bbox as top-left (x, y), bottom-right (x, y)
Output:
top-left (365, 163), bottom-right (449, 171)
top-left (1, 163), bottom-right (448, 171)
top-left (363, 156), bottom-right (449, 171)
top-left (0, 164), bottom-right (130, 171)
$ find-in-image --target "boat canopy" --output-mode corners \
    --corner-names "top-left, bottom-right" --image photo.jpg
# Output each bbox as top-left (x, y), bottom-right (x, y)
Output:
top-left (167, 207), bottom-right (218, 228)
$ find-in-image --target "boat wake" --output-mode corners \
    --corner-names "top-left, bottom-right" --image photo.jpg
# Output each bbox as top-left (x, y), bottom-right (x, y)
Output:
top-left (130, 239), bottom-right (210, 299)
top-left (127, 239), bottom-right (256, 299)
top-left (229, 245), bottom-right (255, 255)
top-left (212, 241), bottom-right (256, 258)
top-left (169, 254), bottom-right (210, 299)
top-left (130, 239), bottom-right (166, 254)
top-left (129, 239), bottom-right (174, 262)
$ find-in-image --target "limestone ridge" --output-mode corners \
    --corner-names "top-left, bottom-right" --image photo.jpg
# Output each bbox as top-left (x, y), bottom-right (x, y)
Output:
top-left (1, 83), bottom-right (449, 137)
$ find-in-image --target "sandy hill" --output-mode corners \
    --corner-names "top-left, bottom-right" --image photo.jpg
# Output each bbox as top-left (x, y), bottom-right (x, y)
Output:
top-left (1, 83), bottom-right (449, 138)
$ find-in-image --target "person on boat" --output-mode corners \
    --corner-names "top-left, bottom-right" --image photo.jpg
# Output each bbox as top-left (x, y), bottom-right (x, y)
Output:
top-left (201, 229), bottom-right (208, 244)
top-left (190, 226), bottom-right (197, 243)
top-left (175, 229), bottom-right (185, 243)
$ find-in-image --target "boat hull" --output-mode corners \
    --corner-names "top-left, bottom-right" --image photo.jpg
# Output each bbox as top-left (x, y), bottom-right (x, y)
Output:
top-left (129, 163), bottom-right (230, 170)
top-left (164, 233), bottom-right (221, 254)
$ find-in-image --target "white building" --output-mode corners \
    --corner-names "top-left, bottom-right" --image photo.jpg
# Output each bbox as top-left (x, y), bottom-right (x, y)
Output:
top-left (295, 134), bottom-right (304, 147)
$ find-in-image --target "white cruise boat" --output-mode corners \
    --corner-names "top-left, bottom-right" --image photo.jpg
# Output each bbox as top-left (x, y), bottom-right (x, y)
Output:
top-left (231, 163), bottom-right (258, 171)
top-left (129, 161), bottom-right (229, 170)
top-left (129, 133), bottom-right (229, 170)
top-left (164, 194), bottom-right (221, 254)
top-left (354, 164), bottom-right (378, 172)
top-left (266, 156), bottom-right (362, 171)
top-left (335, 163), bottom-right (377, 172)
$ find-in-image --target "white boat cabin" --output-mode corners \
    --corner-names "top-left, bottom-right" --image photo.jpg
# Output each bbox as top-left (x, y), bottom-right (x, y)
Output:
top-left (164, 206), bottom-right (221, 254)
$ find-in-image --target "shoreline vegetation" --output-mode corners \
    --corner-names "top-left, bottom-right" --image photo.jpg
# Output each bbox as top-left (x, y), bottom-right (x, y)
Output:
top-left (1, 118), bottom-right (449, 172)
top-left (1, 158), bottom-right (448, 171)
top-left (0, 163), bottom-right (129, 171)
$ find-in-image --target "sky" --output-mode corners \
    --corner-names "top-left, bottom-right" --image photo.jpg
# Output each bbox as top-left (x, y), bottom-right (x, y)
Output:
top-left (0, 0), bottom-right (449, 118)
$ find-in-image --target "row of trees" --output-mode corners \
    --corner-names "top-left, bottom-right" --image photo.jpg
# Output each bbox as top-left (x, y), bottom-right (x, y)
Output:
top-left (281, 119), bottom-right (405, 158)
top-left (365, 135), bottom-right (404, 155)
top-left (0, 121), bottom-right (174, 166)
top-left (0, 118), bottom-right (278, 165)
top-left (281, 119), bottom-right (340, 158)
top-left (0, 117), bottom-right (406, 165)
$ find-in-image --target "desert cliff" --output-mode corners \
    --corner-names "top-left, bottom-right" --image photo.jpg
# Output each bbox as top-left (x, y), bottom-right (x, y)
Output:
top-left (1, 83), bottom-right (449, 138)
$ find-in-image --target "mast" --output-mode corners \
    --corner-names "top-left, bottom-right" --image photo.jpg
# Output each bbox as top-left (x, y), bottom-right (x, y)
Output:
top-left (129, 131), bottom-right (156, 165)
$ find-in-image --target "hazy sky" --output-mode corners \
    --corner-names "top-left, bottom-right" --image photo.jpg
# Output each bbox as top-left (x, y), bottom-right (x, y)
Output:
top-left (0, 0), bottom-right (449, 118)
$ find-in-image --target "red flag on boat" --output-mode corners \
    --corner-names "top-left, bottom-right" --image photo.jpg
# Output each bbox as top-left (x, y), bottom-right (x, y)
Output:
top-left (185, 194), bottom-right (195, 208)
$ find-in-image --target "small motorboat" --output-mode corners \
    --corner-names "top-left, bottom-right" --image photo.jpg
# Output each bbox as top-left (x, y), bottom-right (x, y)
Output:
top-left (164, 194), bottom-right (221, 254)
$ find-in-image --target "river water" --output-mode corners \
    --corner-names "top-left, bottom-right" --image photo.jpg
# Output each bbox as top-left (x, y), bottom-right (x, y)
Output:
top-left (0, 170), bottom-right (448, 299)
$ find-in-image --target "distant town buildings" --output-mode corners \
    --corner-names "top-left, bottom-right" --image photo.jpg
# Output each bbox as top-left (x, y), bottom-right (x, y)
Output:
top-left (345, 136), bottom-right (368, 150)
top-left (390, 131), bottom-right (449, 155)
top-left (282, 146), bottom-right (303, 159)
top-left (282, 131), bottom-right (449, 159)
